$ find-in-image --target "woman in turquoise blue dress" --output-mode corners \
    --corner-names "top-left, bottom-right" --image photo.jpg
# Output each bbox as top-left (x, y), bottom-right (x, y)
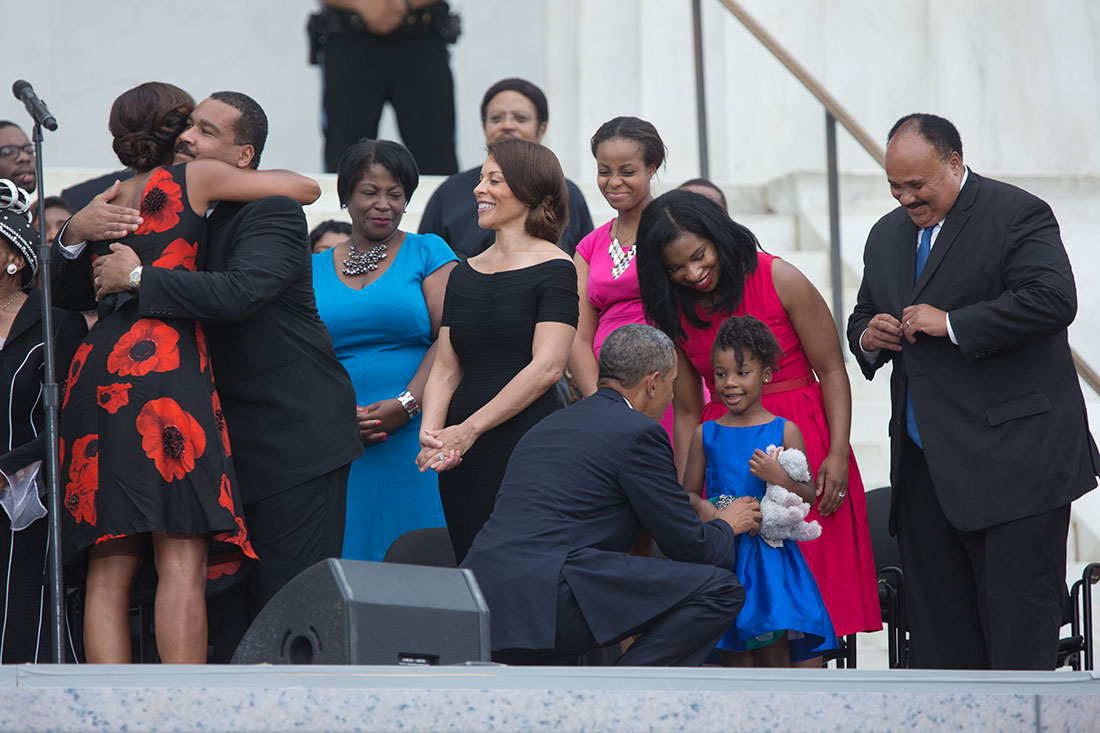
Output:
top-left (312, 140), bottom-right (458, 561)
top-left (683, 315), bottom-right (837, 666)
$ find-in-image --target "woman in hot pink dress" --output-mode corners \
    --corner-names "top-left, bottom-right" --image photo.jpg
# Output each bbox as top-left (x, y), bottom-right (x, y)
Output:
top-left (636, 189), bottom-right (881, 657)
top-left (569, 117), bottom-right (674, 438)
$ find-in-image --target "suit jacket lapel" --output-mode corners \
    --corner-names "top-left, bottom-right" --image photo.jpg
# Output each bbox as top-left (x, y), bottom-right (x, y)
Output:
top-left (201, 202), bottom-right (243, 269)
top-left (898, 218), bottom-right (917, 298)
top-left (913, 170), bottom-right (979, 299)
top-left (206, 201), bottom-right (240, 232)
top-left (5, 289), bottom-right (42, 344)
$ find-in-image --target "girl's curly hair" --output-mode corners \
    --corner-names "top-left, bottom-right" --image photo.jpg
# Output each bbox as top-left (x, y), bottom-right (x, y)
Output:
top-left (711, 314), bottom-right (783, 371)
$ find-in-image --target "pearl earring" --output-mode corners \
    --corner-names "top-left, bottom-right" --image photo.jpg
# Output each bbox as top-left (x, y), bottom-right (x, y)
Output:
top-left (5, 264), bottom-right (16, 275)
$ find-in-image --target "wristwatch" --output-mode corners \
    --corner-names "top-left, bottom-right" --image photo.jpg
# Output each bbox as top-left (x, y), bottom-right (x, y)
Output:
top-left (128, 265), bottom-right (143, 291)
top-left (396, 390), bottom-right (421, 419)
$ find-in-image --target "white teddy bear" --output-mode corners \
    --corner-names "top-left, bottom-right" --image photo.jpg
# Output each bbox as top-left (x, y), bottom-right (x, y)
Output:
top-left (756, 445), bottom-right (821, 549)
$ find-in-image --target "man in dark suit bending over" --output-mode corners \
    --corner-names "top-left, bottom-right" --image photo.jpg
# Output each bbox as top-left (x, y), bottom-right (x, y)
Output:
top-left (60, 91), bottom-right (363, 660)
top-left (847, 113), bottom-right (1099, 669)
top-left (462, 324), bottom-right (759, 666)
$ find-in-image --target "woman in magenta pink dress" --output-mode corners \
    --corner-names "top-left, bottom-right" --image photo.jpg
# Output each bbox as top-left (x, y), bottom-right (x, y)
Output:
top-left (636, 189), bottom-right (881, 657)
top-left (569, 116), bottom-right (673, 438)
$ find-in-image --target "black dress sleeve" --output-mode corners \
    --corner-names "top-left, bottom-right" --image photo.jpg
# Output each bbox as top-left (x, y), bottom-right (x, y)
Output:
top-left (534, 259), bottom-right (578, 327)
top-left (440, 261), bottom-right (466, 329)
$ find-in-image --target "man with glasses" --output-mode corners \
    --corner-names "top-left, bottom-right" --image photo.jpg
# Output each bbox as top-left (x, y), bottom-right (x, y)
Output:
top-left (418, 77), bottom-right (593, 258)
top-left (0, 122), bottom-right (35, 194)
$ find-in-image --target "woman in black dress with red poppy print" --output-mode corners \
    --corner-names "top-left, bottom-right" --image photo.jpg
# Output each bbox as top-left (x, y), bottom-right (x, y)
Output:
top-left (58, 82), bottom-right (320, 664)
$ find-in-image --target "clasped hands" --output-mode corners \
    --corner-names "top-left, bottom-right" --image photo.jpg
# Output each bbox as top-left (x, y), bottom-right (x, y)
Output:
top-left (347, 0), bottom-right (410, 35)
top-left (415, 423), bottom-right (475, 474)
top-left (861, 303), bottom-right (948, 352)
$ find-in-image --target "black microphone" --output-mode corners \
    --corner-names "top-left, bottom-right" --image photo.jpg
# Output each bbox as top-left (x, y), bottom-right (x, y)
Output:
top-left (12, 80), bottom-right (58, 131)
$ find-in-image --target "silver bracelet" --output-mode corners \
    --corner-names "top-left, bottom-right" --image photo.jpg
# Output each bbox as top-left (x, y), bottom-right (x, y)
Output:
top-left (396, 390), bottom-right (421, 419)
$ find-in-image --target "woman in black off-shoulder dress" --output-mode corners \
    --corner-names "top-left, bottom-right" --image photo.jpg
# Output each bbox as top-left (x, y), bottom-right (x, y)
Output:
top-left (417, 138), bottom-right (577, 563)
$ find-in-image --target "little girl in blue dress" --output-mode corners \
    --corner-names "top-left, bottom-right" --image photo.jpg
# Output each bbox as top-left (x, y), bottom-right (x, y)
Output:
top-left (682, 315), bottom-right (837, 666)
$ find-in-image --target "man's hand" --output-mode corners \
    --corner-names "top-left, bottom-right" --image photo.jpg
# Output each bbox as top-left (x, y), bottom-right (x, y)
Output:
top-left (61, 181), bottom-right (142, 245)
top-left (901, 303), bottom-right (948, 343)
top-left (92, 243), bottom-right (141, 300)
top-left (860, 313), bottom-right (903, 352)
top-left (716, 496), bottom-right (761, 536)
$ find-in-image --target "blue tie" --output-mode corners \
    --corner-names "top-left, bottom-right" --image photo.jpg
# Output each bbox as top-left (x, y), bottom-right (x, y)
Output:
top-left (905, 226), bottom-right (934, 448)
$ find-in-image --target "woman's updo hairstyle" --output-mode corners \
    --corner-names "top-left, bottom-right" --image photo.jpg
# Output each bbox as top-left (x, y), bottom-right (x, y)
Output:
top-left (590, 115), bottom-right (667, 170)
top-left (109, 82), bottom-right (195, 172)
top-left (485, 138), bottom-right (568, 243)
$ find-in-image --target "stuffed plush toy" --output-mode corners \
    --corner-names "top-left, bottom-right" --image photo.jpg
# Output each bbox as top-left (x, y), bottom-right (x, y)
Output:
top-left (756, 445), bottom-right (821, 549)
top-left (709, 445), bottom-right (822, 548)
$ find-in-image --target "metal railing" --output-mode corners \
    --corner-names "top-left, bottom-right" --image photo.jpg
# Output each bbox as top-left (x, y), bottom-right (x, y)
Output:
top-left (698, 0), bottom-right (1100, 398)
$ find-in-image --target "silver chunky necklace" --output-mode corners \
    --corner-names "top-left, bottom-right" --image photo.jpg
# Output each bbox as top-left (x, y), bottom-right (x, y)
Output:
top-left (342, 241), bottom-right (388, 275)
top-left (343, 228), bottom-right (402, 276)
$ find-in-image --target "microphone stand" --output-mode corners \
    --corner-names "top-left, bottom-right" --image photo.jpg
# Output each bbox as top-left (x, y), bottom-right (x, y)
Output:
top-left (30, 120), bottom-right (66, 664)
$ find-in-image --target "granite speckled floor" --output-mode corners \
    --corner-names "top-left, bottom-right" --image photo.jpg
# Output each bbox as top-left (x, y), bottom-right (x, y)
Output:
top-left (2, 665), bottom-right (1098, 732)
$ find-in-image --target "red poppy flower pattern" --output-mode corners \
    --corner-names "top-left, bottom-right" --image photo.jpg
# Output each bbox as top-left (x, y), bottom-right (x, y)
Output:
top-left (94, 534), bottom-right (127, 545)
top-left (63, 343), bottom-right (92, 410)
top-left (136, 398), bottom-right (206, 481)
top-left (107, 319), bottom-right (180, 377)
top-left (211, 474), bottom-right (257, 572)
top-left (133, 168), bottom-right (184, 236)
top-left (211, 389), bottom-right (231, 457)
top-left (207, 555), bottom-right (242, 581)
top-left (196, 323), bottom-right (208, 375)
top-left (65, 434), bottom-right (98, 524)
top-left (152, 238), bottom-right (197, 271)
top-left (96, 382), bottom-right (133, 414)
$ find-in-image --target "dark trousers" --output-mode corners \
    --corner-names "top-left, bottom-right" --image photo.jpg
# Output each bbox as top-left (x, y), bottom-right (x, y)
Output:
top-left (207, 464), bottom-right (350, 662)
top-left (897, 437), bottom-right (1070, 669)
top-left (0, 516), bottom-right (49, 663)
top-left (321, 32), bottom-right (458, 175)
top-left (495, 567), bottom-right (744, 667)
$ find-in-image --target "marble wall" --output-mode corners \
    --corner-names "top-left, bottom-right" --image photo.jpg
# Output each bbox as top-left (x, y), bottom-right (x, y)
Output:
top-left (5, 1), bottom-right (1098, 188)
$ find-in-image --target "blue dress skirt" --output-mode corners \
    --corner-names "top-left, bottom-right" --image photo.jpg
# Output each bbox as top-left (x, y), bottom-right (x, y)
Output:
top-left (703, 417), bottom-right (837, 661)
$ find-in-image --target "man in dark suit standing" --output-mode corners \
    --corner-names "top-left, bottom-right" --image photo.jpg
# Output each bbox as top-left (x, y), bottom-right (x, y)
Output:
top-left (462, 324), bottom-right (759, 666)
top-left (62, 91), bottom-right (363, 660)
top-left (847, 113), bottom-right (1099, 669)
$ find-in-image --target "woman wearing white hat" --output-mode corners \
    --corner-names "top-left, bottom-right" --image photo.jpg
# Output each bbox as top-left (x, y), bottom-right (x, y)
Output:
top-left (0, 209), bottom-right (87, 662)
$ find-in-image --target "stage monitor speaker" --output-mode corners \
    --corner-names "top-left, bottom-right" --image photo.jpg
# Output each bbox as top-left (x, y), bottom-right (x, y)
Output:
top-left (231, 558), bottom-right (490, 666)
